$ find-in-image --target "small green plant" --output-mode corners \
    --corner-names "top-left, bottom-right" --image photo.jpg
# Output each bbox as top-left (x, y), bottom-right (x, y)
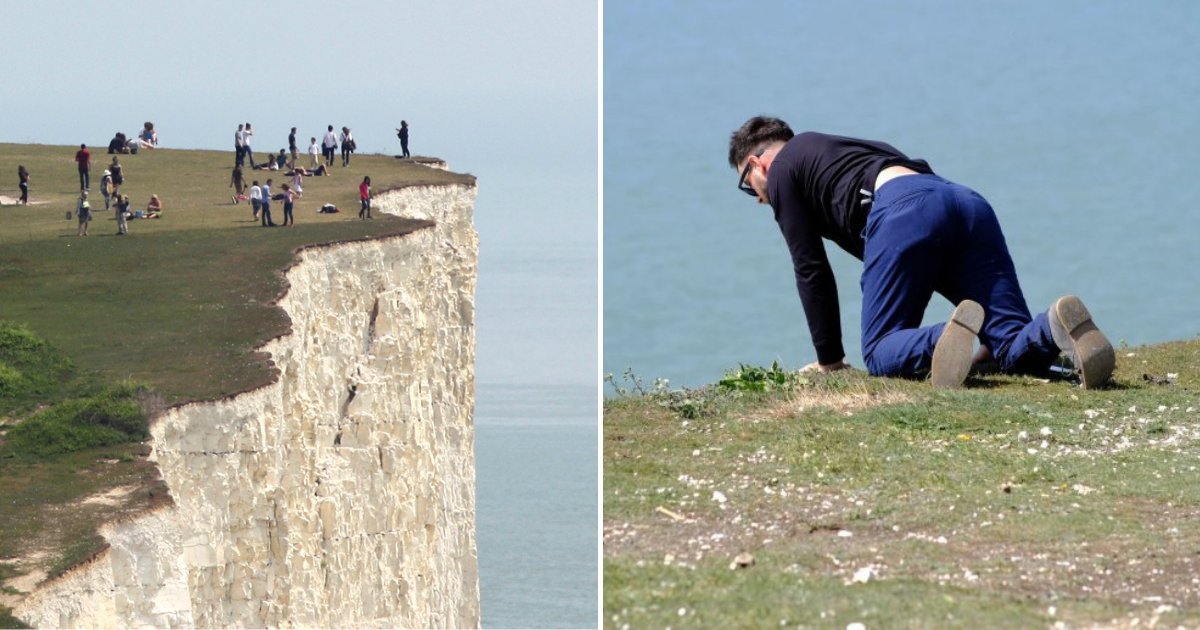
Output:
top-left (717, 361), bottom-right (805, 392)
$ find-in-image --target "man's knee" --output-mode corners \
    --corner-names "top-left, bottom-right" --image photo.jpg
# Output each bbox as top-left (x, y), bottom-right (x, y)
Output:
top-left (861, 344), bottom-right (891, 377)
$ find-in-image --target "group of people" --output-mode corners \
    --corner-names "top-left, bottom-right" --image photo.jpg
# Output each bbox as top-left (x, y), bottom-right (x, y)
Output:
top-left (239, 178), bottom-right (302, 227)
top-left (107, 122), bottom-right (158, 155)
top-left (73, 189), bottom-right (159, 236)
top-left (225, 122), bottom-right (399, 226)
top-left (13, 119), bottom-right (389, 236)
top-left (237, 123), bottom-right (377, 171)
top-left (66, 138), bottom-right (161, 236)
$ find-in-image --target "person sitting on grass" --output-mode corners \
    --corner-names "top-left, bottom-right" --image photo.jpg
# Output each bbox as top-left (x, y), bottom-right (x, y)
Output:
top-left (286, 164), bottom-right (329, 177)
top-left (145, 194), bottom-right (163, 218)
top-left (108, 132), bottom-right (129, 154)
top-left (275, 149), bottom-right (288, 170)
top-left (253, 154), bottom-right (278, 171)
top-left (138, 122), bottom-right (158, 149)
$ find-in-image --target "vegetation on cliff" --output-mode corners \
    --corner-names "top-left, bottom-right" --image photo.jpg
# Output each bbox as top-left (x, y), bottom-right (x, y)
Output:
top-left (605, 340), bottom-right (1200, 627)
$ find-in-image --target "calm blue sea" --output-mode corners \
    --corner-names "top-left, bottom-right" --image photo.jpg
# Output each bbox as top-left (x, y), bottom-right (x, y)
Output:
top-left (474, 235), bottom-right (598, 629)
top-left (604, 0), bottom-right (1200, 391)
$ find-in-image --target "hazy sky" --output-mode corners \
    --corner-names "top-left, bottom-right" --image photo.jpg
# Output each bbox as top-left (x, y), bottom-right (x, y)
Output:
top-left (2, 0), bottom-right (599, 388)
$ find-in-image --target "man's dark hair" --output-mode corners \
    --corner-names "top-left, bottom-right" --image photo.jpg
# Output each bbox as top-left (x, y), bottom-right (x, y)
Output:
top-left (728, 116), bottom-right (795, 168)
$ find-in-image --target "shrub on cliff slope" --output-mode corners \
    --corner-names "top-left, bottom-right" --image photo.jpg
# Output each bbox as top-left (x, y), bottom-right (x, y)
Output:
top-left (2, 383), bottom-right (148, 457)
top-left (0, 321), bottom-right (73, 413)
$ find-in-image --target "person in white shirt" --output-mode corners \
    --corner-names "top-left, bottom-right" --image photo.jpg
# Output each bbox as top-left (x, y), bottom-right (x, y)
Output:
top-left (308, 137), bottom-right (320, 167)
top-left (242, 123), bottom-right (257, 168)
top-left (322, 125), bottom-right (338, 166)
top-left (249, 180), bottom-right (262, 221)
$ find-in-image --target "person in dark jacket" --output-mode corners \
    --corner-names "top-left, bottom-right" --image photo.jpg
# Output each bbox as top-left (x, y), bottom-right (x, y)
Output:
top-left (396, 120), bottom-right (410, 158)
top-left (728, 116), bottom-right (1114, 389)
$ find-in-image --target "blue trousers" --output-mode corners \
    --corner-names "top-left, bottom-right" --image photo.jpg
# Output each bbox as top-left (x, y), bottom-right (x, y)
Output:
top-left (860, 174), bottom-right (1059, 377)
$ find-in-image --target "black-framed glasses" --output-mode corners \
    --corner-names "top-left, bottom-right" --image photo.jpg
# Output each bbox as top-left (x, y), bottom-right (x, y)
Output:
top-left (737, 150), bottom-right (764, 197)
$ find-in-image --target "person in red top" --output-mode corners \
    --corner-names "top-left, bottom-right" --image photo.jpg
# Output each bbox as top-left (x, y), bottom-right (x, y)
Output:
top-left (359, 176), bottom-right (371, 220)
top-left (74, 144), bottom-right (91, 191)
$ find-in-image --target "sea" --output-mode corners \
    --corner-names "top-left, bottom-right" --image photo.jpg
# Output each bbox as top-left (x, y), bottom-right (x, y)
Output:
top-left (473, 236), bottom-right (598, 629)
top-left (603, 0), bottom-right (1200, 391)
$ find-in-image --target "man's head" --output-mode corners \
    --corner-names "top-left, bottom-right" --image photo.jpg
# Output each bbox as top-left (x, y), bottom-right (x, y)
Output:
top-left (728, 116), bottom-right (794, 169)
top-left (728, 116), bottom-right (794, 203)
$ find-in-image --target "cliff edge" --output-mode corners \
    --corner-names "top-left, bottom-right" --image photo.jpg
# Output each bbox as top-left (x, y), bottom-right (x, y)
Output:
top-left (14, 182), bottom-right (480, 628)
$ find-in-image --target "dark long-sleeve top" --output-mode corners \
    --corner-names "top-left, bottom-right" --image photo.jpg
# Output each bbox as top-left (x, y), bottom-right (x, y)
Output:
top-left (765, 132), bottom-right (933, 365)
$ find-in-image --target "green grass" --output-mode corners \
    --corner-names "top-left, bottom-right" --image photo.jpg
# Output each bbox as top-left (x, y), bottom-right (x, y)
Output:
top-left (0, 143), bottom-right (473, 622)
top-left (1, 143), bottom-right (472, 402)
top-left (605, 341), bottom-right (1200, 628)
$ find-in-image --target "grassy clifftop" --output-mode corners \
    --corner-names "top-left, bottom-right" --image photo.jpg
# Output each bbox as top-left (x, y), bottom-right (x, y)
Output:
top-left (605, 340), bottom-right (1200, 628)
top-left (0, 143), bottom-right (472, 403)
top-left (0, 143), bottom-right (474, 625)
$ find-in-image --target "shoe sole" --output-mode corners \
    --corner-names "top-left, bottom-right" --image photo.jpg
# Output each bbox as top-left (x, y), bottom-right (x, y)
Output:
top-left (931, 300), bottom-right (984, 389)
top-left (1050, 295), bottom-right (1115, 389)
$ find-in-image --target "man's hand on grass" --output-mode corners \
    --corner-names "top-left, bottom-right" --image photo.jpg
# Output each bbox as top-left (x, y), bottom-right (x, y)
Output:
top-left (799, 359), bottom-right (851, 373)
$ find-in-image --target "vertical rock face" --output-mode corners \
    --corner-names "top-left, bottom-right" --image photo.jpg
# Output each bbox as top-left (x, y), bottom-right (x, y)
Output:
top-left (15, 184), bottom-right (480, 629)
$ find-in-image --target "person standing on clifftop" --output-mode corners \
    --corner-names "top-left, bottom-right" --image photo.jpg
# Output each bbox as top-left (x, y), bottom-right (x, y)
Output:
top-left (260, 178), bottom-right (276, 227)
top-left (76, 191), bottom-right (91, 236)
top-left (74, 144), bottom-right (91, 190)
top-left (729, 116), bottom-right (1116, 389)
top-left (281, 183), bottom-right (296, 226)
top-left (231, 165), bottom-right (246, 204)
top-left (340, 127), bottom-right (354, 167)
top-left (359, 175), bottom-right (372, 220)
top-left (242, 123), bottom-right (257, 169)
top-left (322, 125), bottom-right (338, 167)
top-left (109, 157), bottom-right (124, 197)
top-left (396, 120), bottom-right (410, 158)
top-left (288, 127), bottom-right (298, 162)
top-left (234, 123), bottom-right (245, 167)
top-left (249, 180), bottom-right (262, 221)
top-left (308, 137), bottom-right (320, 167)
top-left (17, 165), bottom-right (29, 204)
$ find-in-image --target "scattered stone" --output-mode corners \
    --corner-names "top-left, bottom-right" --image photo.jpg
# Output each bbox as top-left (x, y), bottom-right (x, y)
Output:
top-left (849, 566), bottom-right (875, 584)
top-left (1143, 373), bottom-right (1175, 386)
top-left (730, 552), bottom-right (755, 570)
top-left (847, 623), bottom-right (867, 630)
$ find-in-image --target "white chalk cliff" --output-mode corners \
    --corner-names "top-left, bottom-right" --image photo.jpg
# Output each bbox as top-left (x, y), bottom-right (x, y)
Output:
top-left (14, 182), bottom-right (480, 628)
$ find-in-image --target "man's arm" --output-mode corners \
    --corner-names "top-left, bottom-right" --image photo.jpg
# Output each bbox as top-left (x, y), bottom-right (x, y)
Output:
top-left (770, 163), bottom-right (847, 367)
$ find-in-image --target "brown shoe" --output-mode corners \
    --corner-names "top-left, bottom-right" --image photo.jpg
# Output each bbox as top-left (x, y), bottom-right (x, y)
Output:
top-left (1048, 295), bottom-right (1115, 389)
top-left (931, 300), bottom-right (984, 389)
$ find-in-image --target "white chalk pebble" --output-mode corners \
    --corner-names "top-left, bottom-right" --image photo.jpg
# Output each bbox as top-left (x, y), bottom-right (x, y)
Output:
top-left (847, 623), bottom-right (867, 630)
